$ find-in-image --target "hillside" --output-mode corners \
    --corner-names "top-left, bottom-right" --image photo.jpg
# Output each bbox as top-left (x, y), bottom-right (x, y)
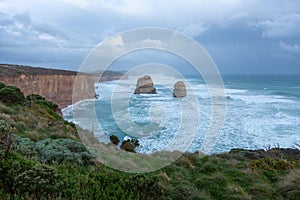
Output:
top-left (0, 83), bottom-right (299, 199)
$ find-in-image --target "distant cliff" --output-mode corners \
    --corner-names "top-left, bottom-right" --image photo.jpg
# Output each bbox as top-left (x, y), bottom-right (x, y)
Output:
top-left (0, 64), bottom-right (125, 108)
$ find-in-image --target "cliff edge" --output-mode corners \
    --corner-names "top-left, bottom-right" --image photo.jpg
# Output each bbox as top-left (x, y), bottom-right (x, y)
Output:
top-left (0, 64), bottom-right (125, 108)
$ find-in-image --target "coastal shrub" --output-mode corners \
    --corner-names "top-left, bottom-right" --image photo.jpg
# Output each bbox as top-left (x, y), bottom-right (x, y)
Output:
top-left (26, 94), bottom-right (45, 104)
top-left (0, 152), bottom-right (37, 195)
top-left (0, 102), bottom-right (14, 115)
top-left (34, 100), bottom-right (60, 113)
top-left (13, 164), bottom-right (62, 198)
top-left (251, 157), bottom-right (294, 171)
top-left (110, 134), bottom-right (120, 145)
top-left (11, 136), bottom-right (93, 166)
top-left (0, 82), bottom-right (5, 90)
top-left (13, 136), bottom-right (36, 158)
top-left (0, 120), bottom-right (16, 157)
top-left (12, 121), bottom-right (27, 134)
top-left (25, 93), bottom-right (60, 118)
top-left (0, 86), bottom-right (25, 105)
top-left (126, 174), bottom-right (162, 199)
top-left (26, 93), bottom-right (45, 101)
top-left (36, 100), bottom-right (59, 111)
top-left (120, 138), bottom-right (140, 153)
top-left (59, 138), bottom-right (87, 152)
top-left (33, 138), bottom-right (93, 165)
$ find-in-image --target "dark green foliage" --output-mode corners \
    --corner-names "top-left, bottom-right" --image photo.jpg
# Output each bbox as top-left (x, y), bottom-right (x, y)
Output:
top-left (126, 174), bottom-right (163, 198)
top-left (0, 82), bottom-right (5, 90)
top-left (13, 164), bottom-right (62, 198)
top-left (0, 85), bottom-right (25, 105)
top-left (36, 100), bottom-right (59, 111)
top-left (26, 94), bottom-right (45, 101)
top-left (110, 134), bottom-right (120, 145)
top-left (0, 150), bottom-right (163, 199)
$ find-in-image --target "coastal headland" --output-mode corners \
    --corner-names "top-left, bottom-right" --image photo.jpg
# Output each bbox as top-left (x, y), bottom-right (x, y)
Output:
top-left (0, 64), bottom-right (125, 108)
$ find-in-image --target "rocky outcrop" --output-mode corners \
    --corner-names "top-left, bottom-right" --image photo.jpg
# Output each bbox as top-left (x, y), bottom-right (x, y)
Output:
top-left (0, 64), bottom-right (125, 108)
top-left (173, 81), bottom-right (186, 98)
top-left (134, 75), bottom-right (157, 94)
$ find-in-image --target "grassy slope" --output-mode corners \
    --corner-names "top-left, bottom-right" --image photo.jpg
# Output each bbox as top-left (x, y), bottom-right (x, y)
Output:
top-left (0, 64), bottom-right (77, 77)
top-left (0, 83), bottom-right (299, 199)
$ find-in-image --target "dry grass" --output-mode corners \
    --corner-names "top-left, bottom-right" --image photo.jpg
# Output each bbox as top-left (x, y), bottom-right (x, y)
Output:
top-left (279, 169), bottom-right (300, 199)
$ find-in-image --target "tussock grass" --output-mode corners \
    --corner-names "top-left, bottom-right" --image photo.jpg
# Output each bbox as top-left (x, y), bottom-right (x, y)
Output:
top-left (279, 169), bottom-right (300, 200)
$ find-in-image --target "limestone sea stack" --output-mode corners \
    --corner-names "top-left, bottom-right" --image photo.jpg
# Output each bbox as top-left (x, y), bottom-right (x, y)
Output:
top-left (173, 81), bottom-right (186, 98)
top-left (134, 75), bottom-right (157, 94)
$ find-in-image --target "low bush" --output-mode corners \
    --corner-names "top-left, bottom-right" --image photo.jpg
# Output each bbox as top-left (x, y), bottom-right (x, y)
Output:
top-left (33, 138), bottom-right (93, 166)
top-left (251, 157), bottom-right (294, 171)
top-left (26, 94), bottom-right (45, 102)
top-left (120, 138), bottom-right (140, 153)
top-left (0, 82), bottom-right (5, 90)
top-left (0, 86), bottom-right (25, 105)
top-left (110, 134), bottom-right (120, 145)
top-left (0, 120), bottom-right (16, 157)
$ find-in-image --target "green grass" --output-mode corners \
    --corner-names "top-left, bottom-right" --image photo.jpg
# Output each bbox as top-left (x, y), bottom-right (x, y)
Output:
top-left (1, 134), bottom-right (300, 199)
top-left (0, 83), bottom-right (300, 199)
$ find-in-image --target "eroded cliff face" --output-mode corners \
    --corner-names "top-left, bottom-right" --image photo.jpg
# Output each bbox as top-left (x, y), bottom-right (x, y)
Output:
top-left (0, 64), bottom-right (127, 108)
top-left (0, 73), bottom-right (95, 108)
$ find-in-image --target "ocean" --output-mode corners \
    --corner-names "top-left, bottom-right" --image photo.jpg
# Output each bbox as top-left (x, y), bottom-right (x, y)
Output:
top-left (62, 74), bottom-right (300, 154)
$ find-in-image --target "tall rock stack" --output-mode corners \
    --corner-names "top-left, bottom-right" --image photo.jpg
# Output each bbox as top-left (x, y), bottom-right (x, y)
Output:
top-left (134, 75), bottom-right (157, 94)
top-left (173, 81), bottom-right (186, 98)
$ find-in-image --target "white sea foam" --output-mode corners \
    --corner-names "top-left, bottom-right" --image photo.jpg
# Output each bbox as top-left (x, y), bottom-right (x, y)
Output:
top-left (62, 76), bottom-right (300, 154)
top-left (225, 88), bottom-right (248, 94)
top-left (233, 94), bottom-right (295, 104)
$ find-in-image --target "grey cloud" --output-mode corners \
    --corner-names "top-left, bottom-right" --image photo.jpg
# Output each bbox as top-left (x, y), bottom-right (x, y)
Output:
top-left (252, 14), bottom-right (300, 38)
top-left (0, 0), bottom-right (300, 73)
top-left (279, 41), bottom-right (300, 54)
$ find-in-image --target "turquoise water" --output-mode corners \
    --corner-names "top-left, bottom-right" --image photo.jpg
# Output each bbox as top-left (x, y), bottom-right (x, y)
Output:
top-left (63, 74), bottom-right (300, 154)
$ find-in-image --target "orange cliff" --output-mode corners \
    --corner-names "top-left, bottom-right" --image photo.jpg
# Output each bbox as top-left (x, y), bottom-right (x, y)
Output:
top-left (0, 64), bottom-right (125, 108)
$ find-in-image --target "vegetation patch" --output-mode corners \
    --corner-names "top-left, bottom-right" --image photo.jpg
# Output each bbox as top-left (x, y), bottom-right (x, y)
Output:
top-left (0, 83), bottom-right (300, 199)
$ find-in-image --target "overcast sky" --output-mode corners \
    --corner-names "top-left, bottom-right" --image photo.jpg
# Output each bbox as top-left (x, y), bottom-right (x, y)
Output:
top-left (0, 0), bottom-right (300, 74)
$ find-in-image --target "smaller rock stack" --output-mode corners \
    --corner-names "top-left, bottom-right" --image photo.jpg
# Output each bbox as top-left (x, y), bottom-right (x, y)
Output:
top-left (173, 81), bottom-right (186, 98)
top-left (134, 75), bottom-right (157, 94)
